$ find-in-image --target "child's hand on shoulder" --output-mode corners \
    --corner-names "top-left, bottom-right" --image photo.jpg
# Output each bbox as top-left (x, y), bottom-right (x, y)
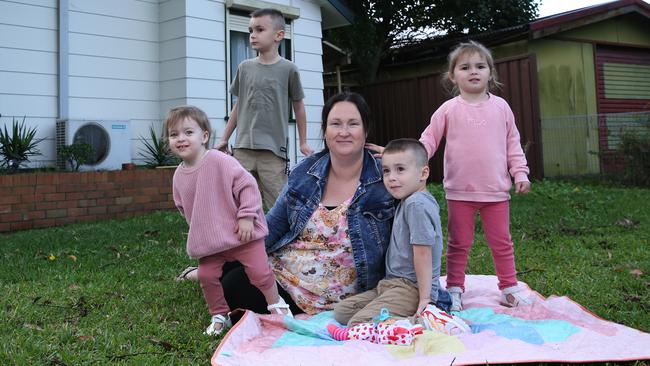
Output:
top-left (365, 143), bottom-right (384, 158)
top-left (515, 181), bottom-right (531, 195)
top-left (236, 217), bottom-right (254, 243)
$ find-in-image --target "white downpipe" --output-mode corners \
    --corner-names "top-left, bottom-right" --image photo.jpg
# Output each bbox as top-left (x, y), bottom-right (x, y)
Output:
top-left (58, 0), bottom-right (69, 121)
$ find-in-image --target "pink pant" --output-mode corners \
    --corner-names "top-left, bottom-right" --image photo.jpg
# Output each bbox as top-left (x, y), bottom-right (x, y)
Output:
top-left (446, 200), bottom-right (518, 291)
top-left (198, 239), bottom-right (276, 316)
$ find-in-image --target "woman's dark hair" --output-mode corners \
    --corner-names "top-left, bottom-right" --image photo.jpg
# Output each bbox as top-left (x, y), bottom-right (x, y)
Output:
top-left (321, 92), bottom-right (371, 150)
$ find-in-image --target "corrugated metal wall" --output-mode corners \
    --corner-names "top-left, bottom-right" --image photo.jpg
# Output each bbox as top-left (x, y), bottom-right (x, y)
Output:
top-left (596, 45), bottom-right (650, 173)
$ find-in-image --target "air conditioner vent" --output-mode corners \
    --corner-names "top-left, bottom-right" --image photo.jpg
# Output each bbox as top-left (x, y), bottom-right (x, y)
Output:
top-left (56, 120), bottom-right (131, 171)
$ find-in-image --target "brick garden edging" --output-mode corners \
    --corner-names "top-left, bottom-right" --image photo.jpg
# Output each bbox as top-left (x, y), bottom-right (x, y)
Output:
top-left (0, 168), bottom-right (175, 233)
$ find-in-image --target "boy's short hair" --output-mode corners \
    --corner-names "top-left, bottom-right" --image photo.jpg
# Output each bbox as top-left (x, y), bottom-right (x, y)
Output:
top-left (251, 8), bottom-right (286, 31)
top-left (163, 105), bottom-right (212, 148)
top-left (383, 138), bottom-right (429, 167)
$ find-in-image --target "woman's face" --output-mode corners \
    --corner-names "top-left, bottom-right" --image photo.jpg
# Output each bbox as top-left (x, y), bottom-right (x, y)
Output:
top-left (325, 101), bottom-right (366, 158)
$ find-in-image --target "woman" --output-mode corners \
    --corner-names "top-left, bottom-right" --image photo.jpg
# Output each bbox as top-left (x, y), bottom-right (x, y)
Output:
top-left (221, 92), bottom-right (396, 315)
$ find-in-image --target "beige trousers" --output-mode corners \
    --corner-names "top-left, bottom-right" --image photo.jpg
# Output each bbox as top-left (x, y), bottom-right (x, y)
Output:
top-left (333, 278), bottom-right (419, 326)
top-left (233, 148), bottom-right (288, 209)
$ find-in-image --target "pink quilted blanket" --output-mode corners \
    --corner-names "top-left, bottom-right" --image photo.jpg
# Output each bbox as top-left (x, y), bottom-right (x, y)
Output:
top-left (212, 275), bottom-right (650, 365)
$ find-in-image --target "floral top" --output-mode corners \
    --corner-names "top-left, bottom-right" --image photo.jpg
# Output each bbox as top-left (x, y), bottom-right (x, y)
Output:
top-left (270, 198), bottom-right (357, 314)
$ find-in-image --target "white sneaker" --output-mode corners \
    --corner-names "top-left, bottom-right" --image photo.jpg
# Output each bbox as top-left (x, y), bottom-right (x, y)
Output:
top-left (501, 286), bottom-right (533, 307)
top-left (448, 286), bottom-right (463, 312)
top-left (419, 304), bottom-right (471, 335)
top-left (205, 314), bottom-right (231, 336)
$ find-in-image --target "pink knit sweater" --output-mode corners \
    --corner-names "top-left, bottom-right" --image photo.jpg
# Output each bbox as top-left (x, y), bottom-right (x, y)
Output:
top-left (420, 94), bottom-right (529, 202)
top-left (172, 150), bottom-right (268, 259)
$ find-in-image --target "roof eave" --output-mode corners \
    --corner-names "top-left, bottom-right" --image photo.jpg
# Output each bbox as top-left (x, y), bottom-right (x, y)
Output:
top-left (317, 0), bottom-right (354, 30)
top-left (530, 0), bottom-right (650, 39)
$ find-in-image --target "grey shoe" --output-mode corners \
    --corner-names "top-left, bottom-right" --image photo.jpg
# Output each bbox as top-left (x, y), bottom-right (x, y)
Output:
top-left (448, 286), bottom-right (463, 312)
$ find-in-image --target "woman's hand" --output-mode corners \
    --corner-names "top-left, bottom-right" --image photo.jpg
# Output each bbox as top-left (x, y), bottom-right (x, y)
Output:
top-left (236, 217), bottom-right (254, 243)
top-left (364, 143), bottom-right (385, 157)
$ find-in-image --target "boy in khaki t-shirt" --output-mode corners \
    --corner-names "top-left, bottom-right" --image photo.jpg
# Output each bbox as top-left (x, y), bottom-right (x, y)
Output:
top-left (216, 8), bottom-right (313, 209)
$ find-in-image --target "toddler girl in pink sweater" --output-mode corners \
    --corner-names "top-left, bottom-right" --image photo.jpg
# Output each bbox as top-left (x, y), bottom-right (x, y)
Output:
top-left (165, 105), bottom-right (292, 336)
top-left (368, 41), bottom-right (534, 311)
top-left (420, 41), bottom-right (534, 311)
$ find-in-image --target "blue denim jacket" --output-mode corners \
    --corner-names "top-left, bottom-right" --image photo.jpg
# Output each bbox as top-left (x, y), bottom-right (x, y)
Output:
top-left (265, 149), bottom-right (396, 292)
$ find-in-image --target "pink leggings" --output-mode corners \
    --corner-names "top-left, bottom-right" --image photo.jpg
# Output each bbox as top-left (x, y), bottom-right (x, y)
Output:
top-left (446, 200), bottom-right (518, 291)
top-left (198, 239), bottom-right (276, 316)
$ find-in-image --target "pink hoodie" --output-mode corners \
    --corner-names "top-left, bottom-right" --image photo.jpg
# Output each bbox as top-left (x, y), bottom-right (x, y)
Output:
top-left (420, 94), bottom-right (529, 202)
top-left (172, 150), bottom-right (268, 259)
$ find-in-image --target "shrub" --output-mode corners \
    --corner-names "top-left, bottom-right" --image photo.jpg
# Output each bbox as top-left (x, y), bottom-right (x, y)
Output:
top-left (0, 115), bottom-right (44, 172)
top-left (138, 124), bottom-right (179, 167)
top-left (619, 124), bottom-right (650, 186)
top-left (60, 142), bottom-right (95, 171)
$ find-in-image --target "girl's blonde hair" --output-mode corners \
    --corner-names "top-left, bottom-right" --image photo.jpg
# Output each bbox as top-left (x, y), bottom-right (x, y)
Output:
top-left (163, 105), bottom-right (212, 148)
top-left (444, 40), bottom-right (501, 95)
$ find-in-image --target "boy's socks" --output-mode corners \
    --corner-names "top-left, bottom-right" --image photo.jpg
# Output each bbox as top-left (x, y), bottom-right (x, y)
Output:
top-left (327, 323), bottom-right (350, 341)
top-left (328, 319), bottom-right (425, 345)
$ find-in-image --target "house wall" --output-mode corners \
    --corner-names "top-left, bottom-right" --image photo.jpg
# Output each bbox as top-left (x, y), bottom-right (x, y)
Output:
top-left (560, 13), bottom-right (650, 45)
top-left (0, 0), bottom-right (58, 167)
top-left (291, 0), bottom-right (326, 153)
top-left (67, 0), bottom-right (161, 163)
top-left (0, 0), bottom-right (325, 169)
top-left (529, 15), bottom-right (650, 176)
top-left (528, 39), bottom-right (600, 176)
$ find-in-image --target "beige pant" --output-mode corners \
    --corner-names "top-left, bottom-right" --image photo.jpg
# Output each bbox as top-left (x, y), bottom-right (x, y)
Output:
top-left (334, 278), bottom-right (419, 326)
top-left (233, 148), bottom-right (288, 209)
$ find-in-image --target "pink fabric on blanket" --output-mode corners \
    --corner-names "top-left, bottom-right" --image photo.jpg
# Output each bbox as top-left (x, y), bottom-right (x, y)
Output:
top-left (212, 275), bottom-right (650, 366)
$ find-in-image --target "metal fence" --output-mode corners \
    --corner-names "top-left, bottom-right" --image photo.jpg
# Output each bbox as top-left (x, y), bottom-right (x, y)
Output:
top-left (541, 111), bottom-right (650, 177)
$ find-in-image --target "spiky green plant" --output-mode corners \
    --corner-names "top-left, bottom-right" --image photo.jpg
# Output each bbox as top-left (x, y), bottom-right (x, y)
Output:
top-left (138, 124), bottom-right (179, 167)
top-left (0, 115), bottom-right (45, 172)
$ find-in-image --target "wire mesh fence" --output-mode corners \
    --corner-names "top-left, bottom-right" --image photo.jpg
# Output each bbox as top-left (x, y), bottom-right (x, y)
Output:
top-left (541, 111), bottom-right (650, 181)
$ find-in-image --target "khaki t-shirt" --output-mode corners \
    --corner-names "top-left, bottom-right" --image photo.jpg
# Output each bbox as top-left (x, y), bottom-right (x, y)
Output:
top-left (230, 57), bottom-right (304, 159)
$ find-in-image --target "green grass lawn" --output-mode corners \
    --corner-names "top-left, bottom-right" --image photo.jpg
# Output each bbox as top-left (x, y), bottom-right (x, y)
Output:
top-left (1, 180), bottom-right (649, 365)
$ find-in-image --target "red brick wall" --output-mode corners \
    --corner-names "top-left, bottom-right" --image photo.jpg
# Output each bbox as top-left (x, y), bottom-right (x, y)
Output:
top-left (0, 168), bottom-right (175, 233)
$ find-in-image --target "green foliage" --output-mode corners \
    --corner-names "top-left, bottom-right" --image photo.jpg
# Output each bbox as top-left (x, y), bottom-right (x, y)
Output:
top-left (326, 0), bottom-right (539, 83)
top-left (619, 125), bottom-right (650, 186)
top-left (1, 181), bottom-right (649, 364)
top-left (59, 142), bottom-right (95, 171)
top-left (0, 115), bottom-right (45, 172)
top-left (138, 124), bottom-right (179, 167)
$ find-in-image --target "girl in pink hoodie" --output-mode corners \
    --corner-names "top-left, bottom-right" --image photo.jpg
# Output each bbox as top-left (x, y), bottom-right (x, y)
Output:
top-left (419, 41), bottom-right (533, 311)
top-left (165, 105), bottom-right (292, 336)
top-left (368, 41), bottom-right (535, 311)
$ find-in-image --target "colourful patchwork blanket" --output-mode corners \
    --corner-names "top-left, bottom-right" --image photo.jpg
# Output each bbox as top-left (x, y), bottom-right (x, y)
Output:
top-left (212, 275), bottom-right (650, 365)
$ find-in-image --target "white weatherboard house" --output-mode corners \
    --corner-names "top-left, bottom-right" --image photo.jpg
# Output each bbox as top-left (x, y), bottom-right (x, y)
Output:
top-left (0, 0), bottom-right (352, 170)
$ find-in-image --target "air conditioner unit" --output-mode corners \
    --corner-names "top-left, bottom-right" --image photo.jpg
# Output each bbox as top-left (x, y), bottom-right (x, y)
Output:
top-left (56, 120), bottom-right (131, 171)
